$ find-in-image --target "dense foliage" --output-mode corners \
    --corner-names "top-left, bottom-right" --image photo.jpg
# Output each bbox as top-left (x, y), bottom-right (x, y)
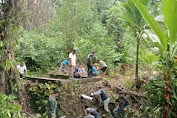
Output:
top-left (1, 0), bottom-right (176, 117)
top-left (0, 93), bottom-right (22, 118)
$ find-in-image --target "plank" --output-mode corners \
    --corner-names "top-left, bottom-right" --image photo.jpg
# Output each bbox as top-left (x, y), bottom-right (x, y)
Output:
top-left (23, 75), bottom-right (102, 85)
top-left (49, 74), bottom-right (87, 79)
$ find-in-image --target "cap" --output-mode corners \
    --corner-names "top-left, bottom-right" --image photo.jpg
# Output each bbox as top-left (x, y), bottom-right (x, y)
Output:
top-left (86, 108), bottom-right (91, 113)
top-left (84, 104), bottom-right (90, 109)
top-left (94, 63), bottom-right (97, 66)
top-left (98, 86), bottom-right (102, 89)
top-left (54, 89), bottom-right (60, 94)
top-left (73, 49), bottom-right (76, 53)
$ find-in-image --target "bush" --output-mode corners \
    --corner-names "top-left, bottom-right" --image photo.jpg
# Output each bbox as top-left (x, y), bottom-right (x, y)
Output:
top-left (141, 76), bottom-right (177, 118)
top-left (0, 93), bottom-right (23, 118)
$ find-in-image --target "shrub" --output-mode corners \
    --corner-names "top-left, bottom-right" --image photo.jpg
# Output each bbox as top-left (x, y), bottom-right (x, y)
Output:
top-left (0, 93), bottom-right (23, 118)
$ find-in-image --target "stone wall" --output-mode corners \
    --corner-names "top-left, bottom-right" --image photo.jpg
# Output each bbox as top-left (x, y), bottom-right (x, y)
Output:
top-left (58, 80), bottom-right (107, 118)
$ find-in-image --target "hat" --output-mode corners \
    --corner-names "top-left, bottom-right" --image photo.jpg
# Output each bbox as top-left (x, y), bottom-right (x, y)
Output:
top-left (54, 89), bottom-right (60, 94)
top-left (86, 108), bottom-right (91, 113)
top-left (94, 63), bottom-right (97, 66)
top-left (73, 49), bottom-right (76, 53)
top-left (84, 104), bottom-right (90, 109)
top-left (98, 86), bottom-right (102, 89)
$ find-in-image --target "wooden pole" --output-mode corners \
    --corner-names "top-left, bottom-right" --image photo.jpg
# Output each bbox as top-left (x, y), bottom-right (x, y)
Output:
top-left (76, 54), bottom-right (86, 69)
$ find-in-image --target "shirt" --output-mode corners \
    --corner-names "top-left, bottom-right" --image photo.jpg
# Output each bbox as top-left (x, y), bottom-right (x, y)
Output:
top-left (84, 115), bottom-right (95, 118)
top-left (87, 53), bottom-right (93, 63)
top-left (100, 60), bottom-right (107, 67)
top-left (92, 66), bottom-right (98, 75)
top-left (69, 53), bottom-right (76, 65)
top-left (17, 65), bottom-right (27, 74)
top-left (94, 89), bottom-right (109, 103)
top-left (62, 60), bottom-right (69, 64)
top-left (78, 67), bottom-right (85, 76)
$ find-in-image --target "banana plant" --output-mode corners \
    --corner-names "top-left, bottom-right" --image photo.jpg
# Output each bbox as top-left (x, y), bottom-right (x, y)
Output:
top-left (123, 0), bottom-right (149, 88)
top-left (131, 0), bottom-right (177, 117)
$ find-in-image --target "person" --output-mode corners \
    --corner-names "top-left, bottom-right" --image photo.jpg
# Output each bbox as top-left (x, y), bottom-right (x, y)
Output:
top-left (47, 89), bottom-right (60, 118)
top-left (97, 60), bottom-right (107, 77)
top-left (94, 63), bottom-right (99, 71)
top-left (17, 62), bottom-right (27, 78)
top-left (84, 105), bottom-right (101, 118)
top-left (92, 64), bottom-right (98, 76)
top-left (78, 65), bottom-right (85, 77)
top-left (73, 67), bottom-right (80, 78)
top-left (84, 108), bottom-right (95, 118)
top-left (113, 91), bottom-right (129, 118)
top-left (87, 51), bottom-right (95, 77)
top-left (59, 59), bottom-right (69, 74)
top-left (91, 87), bottom-right (110, 113)
top-left (69, 49), bottom-right (76, 78)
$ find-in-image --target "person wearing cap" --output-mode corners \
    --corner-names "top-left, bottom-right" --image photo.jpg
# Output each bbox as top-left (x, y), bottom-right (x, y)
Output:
top-left (47, 89), bottom-right (60, 118)
top-left (17, 62), bottom-right (27, 78)
top-left (113, 91), bottom-right (129, 118)
top-left (97, 60), bottom-right (107, 77)
top-left (91, 87), bottom-right (110, 113)
top-left (84, 108), bottom-right (95, 118)
top-left (87, 51), bottom-right (95, 77)
top-left (59, 59), bottom-right (69, 74)
top-left (92, 64), bottom-right (98, 76)
top-left (84, 105), bottom-right (101, 118)
top-left (69, 49), bottom-right (77, 78)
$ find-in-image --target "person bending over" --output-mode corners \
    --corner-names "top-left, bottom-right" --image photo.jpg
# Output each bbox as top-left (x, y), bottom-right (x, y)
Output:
top-left (59, 59), bottom-right (69, 74)
top-left (91, 86), bottom-right (110, 113)
top-left (84, 108), bottom-right (95, 118)
top-left (97, 60), bottom-right (107, 77)
top-left (84, 105), bottom-right (101, 118)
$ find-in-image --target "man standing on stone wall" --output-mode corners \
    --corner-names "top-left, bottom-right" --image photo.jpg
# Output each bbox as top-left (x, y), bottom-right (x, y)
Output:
top-left (69, 49), bottom-right (76, 78)
top-left (87, 51), bottom-right (95, 78)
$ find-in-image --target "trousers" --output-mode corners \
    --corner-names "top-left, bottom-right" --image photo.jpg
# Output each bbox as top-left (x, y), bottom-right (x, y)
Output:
top-left (59, 63), bottom-right (66, 73)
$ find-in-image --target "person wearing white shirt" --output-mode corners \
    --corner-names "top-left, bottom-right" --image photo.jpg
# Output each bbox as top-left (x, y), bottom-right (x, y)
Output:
top-left (69, 49), bottom-right (76, 78)
top-left (17, 62), bottom-right (27, 78)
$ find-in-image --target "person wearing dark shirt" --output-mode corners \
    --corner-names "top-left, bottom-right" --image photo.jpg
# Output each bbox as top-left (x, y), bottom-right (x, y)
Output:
top-left (91, 87), bottom-right (110, 113)
top-left (73, 67), bottom-right (80, 78)
top-left (87, 51), bottom-right (95, 77)
top-left (84, 105), bottom-right (101, 118)
top-left (113, 91), bottom-right (129, 118)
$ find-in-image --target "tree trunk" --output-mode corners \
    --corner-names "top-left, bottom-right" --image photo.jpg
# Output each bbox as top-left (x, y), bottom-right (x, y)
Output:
top-left (163, 70), bottom-right (171, 118)
top-left (0, 0), bottom-right (20, 93)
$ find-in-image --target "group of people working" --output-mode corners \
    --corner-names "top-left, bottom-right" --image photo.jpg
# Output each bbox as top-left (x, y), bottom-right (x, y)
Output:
top-left (15, 50), bottom-right (129, 118)
top-left (47, 87), bottom-right (129, 118)
top-left (59, 49), bottom-right (107, 78)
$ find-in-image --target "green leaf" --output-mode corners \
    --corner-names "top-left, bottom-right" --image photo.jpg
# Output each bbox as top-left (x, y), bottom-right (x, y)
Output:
top-left (163, 0), bottom-right (177, 44)
top-left (132, 0), bottom-right (167, 51)
top-left (0, 41), bottom-right (4, 47)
